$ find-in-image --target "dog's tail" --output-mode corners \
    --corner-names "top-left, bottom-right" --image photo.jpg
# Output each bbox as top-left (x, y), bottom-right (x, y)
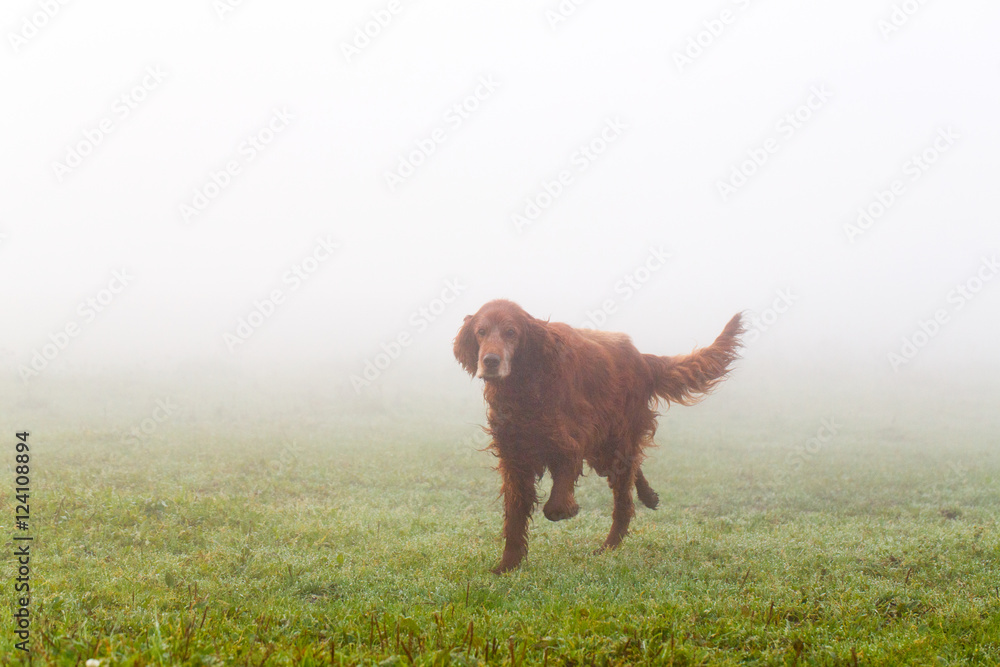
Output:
top-left (643, 312), bottom-right (744, 407)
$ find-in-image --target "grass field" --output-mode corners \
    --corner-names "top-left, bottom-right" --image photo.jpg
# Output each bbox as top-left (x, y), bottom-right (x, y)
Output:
top-left (2, 369), bottom-right (999, 665)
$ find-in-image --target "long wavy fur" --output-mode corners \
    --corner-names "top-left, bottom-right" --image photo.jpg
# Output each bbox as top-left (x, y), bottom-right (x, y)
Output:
top-left (643, 312), bottom-right (745, 406)
top-left (454, 300), bottom-right (744, 573)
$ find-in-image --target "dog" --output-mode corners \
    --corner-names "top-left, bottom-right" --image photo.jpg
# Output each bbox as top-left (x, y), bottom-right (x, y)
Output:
top-left (454, 299), bottom-right (743, 573)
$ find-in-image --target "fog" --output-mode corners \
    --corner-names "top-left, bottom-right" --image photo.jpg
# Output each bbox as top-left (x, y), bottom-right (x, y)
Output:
top-left (3, 0), bottom-right (999, 401)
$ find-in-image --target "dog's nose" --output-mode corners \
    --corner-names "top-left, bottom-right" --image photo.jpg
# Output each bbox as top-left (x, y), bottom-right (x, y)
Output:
top-left (482, 354), bottom-right (501, 370)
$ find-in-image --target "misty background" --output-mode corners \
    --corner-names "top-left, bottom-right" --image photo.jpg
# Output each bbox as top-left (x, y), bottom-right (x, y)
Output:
top-left (2, 0), bottom-right (999, 412)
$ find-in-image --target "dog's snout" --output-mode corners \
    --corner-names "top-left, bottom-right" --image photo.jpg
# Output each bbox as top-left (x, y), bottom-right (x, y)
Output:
top-left (482, 353), bottom-right (501, 370)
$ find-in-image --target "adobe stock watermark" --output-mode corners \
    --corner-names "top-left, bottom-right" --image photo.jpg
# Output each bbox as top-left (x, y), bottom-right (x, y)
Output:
top-left (775, 417), bottom-right (840, 486)
top-left (877, 0), bottom-right (930, 40)
top-left (51, 65), bottom-right (168, 183)
top-left (213, 0), bottom-right (250, 21)
top-left (8, 0), bottom-right (73, 53)
top-left (716, 84), bottom-right (832, 202)
top-left (121, 398), bottom-right (179, 446)
top-left (384, 75), bottom-right (500, 191)
top-left (672, 0), bottom-right (756, 72)
top-left (269, 440), bottom-right (302, 477)
top-left (340, 0), bottom-right (406, 63)
top-left (512, 116), bottom-right (627, 233)
top-left (888, 254), bottom-right (998, 372)
top-left (843, 127), bottom-right (959, 243)
top-left (929, 460), bottom-right (969, 504)
top-left (179, 107), bottom-right (294, 223)
top-left (544, 0), bottom-right (591, 30)
top-left (462, 424), bottom-right (492, 460)
top-left (224, 235), bottom-right (339, 351)
top-left (18, 269), bottom-right (134, 382)
top-left (350, 278), bottom-right (467, 393)
top-left (579, 246), bottom-right (671, 329)
top-left (742, 288), bottom-right (797, 344)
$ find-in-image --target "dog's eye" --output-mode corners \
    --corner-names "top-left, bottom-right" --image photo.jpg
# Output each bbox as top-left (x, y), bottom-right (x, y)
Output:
top-left (504, 328), bottom-right (516, 338)
top-left (477, 328), bottom-right (487, 337)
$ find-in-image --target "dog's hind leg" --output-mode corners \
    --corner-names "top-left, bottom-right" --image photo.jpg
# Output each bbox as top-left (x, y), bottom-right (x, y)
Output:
top-left (635, 468), bottom-right (659, 509)
top-left (598, 451), bottom-right (637, 552)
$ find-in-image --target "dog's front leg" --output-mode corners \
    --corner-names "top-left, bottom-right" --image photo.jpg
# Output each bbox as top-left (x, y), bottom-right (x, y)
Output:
top-left (543, 459), bottom-right (581, 521)
top-left (493, 457), bottom-right (537, 574)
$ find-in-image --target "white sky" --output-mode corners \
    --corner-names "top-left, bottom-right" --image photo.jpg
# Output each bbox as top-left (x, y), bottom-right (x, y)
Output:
top-left (1, 0), bottom-right (998, 386)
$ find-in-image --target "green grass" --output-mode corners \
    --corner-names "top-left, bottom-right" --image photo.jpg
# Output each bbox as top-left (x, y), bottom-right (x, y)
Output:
top-left (2, 371), bottom-right (999, 665)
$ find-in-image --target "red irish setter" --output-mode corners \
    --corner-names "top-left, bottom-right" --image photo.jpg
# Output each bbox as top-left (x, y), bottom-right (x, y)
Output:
top-left (454, 299), bottom-right (744, 573)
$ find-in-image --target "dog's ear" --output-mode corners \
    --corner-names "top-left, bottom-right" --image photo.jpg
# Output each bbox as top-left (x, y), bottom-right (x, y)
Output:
top-left (453, 315), bottom-right (479, 376)
top-left (517, 315), bottom-right (557, 374)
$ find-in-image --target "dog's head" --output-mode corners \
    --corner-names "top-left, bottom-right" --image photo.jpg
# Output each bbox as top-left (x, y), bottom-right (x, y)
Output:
top-left (454, 299), bottom-right (550, 380)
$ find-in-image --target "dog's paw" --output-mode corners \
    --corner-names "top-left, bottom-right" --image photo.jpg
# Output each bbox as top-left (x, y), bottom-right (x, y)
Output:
top-left (491, 549), bottom-right (526, 574)
top-left (542, 502), bottom-right (580, 522)
top-left (491, 560), bottom-right (520, 575)
top-left (595, 534), bottom-right (625, 554)
top-left (638, 490), bottom-right (659, 510)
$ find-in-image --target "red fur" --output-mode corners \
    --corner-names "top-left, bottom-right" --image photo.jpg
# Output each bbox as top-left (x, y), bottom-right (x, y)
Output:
top-left (454, 299), bottom-right (744, 573)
